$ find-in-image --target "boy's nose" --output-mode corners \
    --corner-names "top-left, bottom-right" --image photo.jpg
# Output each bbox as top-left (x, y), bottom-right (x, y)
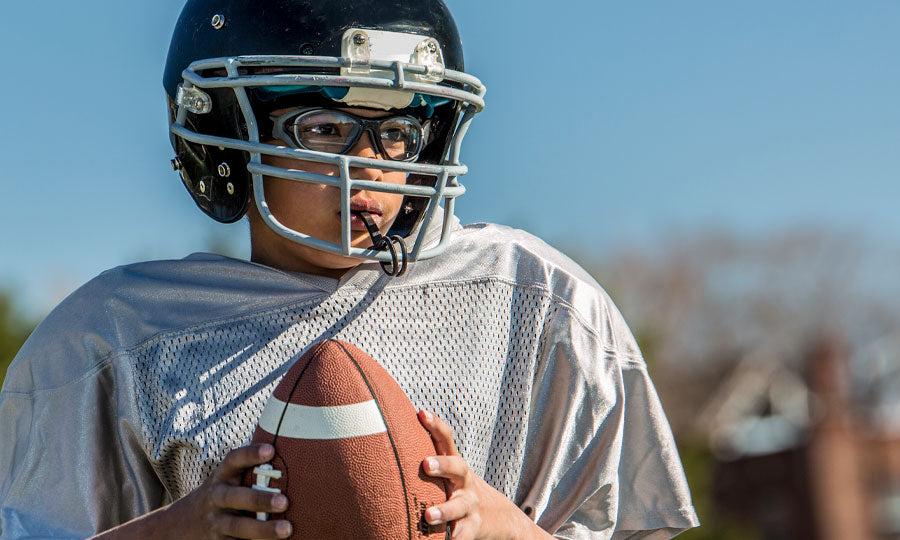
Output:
top-left (348, 131), bottom-right (384, 181)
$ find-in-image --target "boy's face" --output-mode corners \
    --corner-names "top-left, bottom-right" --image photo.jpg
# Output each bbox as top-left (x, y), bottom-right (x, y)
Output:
top-left (248, 107), bottom-right (410, 278)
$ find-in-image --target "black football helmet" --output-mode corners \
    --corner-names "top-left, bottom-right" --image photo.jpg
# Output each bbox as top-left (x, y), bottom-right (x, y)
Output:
top-left (163, 0), bottom-right (485, 269)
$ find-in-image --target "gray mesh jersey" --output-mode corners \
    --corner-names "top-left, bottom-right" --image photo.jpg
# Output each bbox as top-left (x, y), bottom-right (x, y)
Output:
top-left (0, 212), bottom-right (698, 539)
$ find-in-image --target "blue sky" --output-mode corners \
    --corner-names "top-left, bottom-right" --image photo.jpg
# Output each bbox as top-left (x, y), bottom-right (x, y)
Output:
top-left (1, 1), bottom-right (899, 319)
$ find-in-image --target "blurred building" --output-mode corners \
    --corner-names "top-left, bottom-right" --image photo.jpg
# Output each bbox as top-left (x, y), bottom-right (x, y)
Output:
top-left (696, 334), bottom-right (900, 540)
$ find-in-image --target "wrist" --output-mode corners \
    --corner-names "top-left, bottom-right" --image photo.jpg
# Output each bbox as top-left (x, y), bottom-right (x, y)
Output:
top-left (504, 504), bottom-right (553, 540)
top-left (523, 518), bottom-right (554, 540)
top-left (89, 501), bottom-right (180, 540)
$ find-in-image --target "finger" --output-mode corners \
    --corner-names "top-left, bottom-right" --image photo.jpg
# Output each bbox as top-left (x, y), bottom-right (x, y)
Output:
top-left (418, 409), bottom-right (459, 455)
top-left (213, 513), bottom-right (292, 539)
top-left (423, 455), bottom-right (469, 487)
top-left (211, 484), bottom-right (289, 513)
top-left (215, 444), bottom-right (275, 482)
top-left (425, 491), bottom-right (477, 525)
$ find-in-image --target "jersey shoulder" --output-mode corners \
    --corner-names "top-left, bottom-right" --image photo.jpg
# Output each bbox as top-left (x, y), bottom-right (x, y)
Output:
top-left (3, 254), bottom-right (318, 393)
top-left (436, 223), bottom-right (625, 328)
top-left (449, 221), bottom-right (603, 292)
top-left (448, 222), bottom-right (642, 360)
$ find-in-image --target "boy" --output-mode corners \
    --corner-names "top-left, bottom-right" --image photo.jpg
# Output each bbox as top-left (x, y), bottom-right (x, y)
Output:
top-left (0, 0), bottom-right (699, 538)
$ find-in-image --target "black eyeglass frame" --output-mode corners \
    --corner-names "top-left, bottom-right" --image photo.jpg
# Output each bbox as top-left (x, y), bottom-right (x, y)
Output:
top-left (268, 107), bottom-right (431, 163)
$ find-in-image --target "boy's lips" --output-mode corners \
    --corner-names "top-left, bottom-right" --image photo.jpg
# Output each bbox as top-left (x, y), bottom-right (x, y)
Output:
top-left (348, 198), bottom-right (383, 216)
top-left (337, 198), bottom-right (384, 231)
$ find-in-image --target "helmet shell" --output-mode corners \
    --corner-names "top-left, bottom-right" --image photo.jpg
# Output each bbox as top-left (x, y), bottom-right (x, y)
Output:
top-left (164, 0), bottom-right (467, 229)
top-left (163, 0), bottom-right (464, 100)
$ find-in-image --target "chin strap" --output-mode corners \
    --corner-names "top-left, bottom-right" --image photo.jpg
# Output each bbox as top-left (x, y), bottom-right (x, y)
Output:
top-left (354, 211), bottom-right (409, 277)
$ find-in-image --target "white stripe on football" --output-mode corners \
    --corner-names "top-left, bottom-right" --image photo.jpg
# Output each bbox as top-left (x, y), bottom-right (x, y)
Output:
top-left (258, 396), bottom-right (388, 440)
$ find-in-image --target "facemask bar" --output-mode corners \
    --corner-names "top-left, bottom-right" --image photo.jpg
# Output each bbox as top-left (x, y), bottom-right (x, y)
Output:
top-left (172, 55), bottom-right (485, 264)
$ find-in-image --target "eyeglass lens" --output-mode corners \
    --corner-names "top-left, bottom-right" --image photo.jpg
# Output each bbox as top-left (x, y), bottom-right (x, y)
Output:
top-left (290, 109), bottom-right (422, 161)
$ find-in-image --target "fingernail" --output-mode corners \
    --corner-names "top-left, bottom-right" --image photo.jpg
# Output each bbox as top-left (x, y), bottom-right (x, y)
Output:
top-left (260, 444), bottom-right (274, 459)
top-left (426, 506), bottom-right (442, 524)
top-left (426, 457), bottom-right (439, 472)
top-left (273, 495), bottom-right (288, 511)
top-left (276, 520), bottom-right (292, 538)
top-left (423, 410), bottom-right (433, 422)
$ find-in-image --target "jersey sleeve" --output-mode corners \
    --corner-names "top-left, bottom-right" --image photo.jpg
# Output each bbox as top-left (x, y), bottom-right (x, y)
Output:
top-left (0, 350), bottom-right (166, 539)
top-left (515, 301), bottom-right (699, 539)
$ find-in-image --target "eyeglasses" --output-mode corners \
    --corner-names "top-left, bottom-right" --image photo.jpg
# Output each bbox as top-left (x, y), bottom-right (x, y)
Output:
top-left (269, 108), bottom-right (430, 162)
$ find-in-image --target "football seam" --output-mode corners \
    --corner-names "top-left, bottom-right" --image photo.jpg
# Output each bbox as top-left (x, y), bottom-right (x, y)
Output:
top-left (334, 339), bottom-right (415, 540)
top-left (273, 340), bottom-right (329, 447)
top-left (268, 340), bottom-right (329, 528)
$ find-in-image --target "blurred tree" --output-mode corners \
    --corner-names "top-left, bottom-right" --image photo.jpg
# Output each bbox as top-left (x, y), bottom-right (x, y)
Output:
top-left (587, 229), bottom-right (900, 434)
top-left (0, 291), bottom-right (35, 389)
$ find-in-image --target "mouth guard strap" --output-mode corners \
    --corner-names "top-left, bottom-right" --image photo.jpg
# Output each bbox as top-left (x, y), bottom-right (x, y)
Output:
top-left (354, 211), bottom-right (407, 277)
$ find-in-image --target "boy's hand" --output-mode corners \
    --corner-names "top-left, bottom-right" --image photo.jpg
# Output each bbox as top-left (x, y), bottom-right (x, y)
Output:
top-left (92, 444), bottom-right (291, 540)
top-left (417, 410), bottom-right (553, 540)
top-left (166, 443), bottom-right (292, 539)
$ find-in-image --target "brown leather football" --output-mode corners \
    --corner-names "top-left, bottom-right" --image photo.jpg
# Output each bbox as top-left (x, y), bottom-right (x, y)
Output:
top-left (243, 339), bottom-right (450, 539)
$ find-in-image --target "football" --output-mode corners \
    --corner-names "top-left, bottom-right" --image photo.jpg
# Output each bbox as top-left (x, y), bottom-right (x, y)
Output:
top-left (243, 339), bottom-right (450, 539)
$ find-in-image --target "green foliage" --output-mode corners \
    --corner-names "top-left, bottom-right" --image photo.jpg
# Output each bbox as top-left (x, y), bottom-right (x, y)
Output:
top-left (0, 292), bottom-right (35, 389)
top-left (677, 441), bottom-right (760, 540)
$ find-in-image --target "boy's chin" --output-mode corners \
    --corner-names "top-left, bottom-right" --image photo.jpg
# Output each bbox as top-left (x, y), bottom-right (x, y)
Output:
top-left (301, 238), bottom-right (386, 268)
top-left (320, 220), bottom-right (397, 248)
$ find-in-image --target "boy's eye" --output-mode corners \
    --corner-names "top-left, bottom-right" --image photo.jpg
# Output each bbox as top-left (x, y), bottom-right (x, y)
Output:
top-left (294, 117), bottom-right (355, 153)
top-left (381, 128), bottom-right (405, 143)
top-left (303, 123), bottom-right (343, 138)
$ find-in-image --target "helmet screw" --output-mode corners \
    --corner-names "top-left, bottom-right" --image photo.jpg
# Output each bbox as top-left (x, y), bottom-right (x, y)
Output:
top-left (217, 162), bottom-right (231, 178)
top-left (352, 32), bottom-right (367, 46)
top-left (171, 157), bottom-right (183, 171)
top-left (211, 14), bottom-right (226, 30)
top-left (226, 182), bottom-right (235, 195)
top-left (427, 41), bottom-right (438, 54)
top-left (198, 180), bottom-right (207, 193)
top-left (300, 43), bottom-right (314, 56)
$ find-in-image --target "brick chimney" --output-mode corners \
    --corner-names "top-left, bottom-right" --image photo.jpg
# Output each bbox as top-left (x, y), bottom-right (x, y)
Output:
top-left (806, 335), bottom-right (870, 540)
